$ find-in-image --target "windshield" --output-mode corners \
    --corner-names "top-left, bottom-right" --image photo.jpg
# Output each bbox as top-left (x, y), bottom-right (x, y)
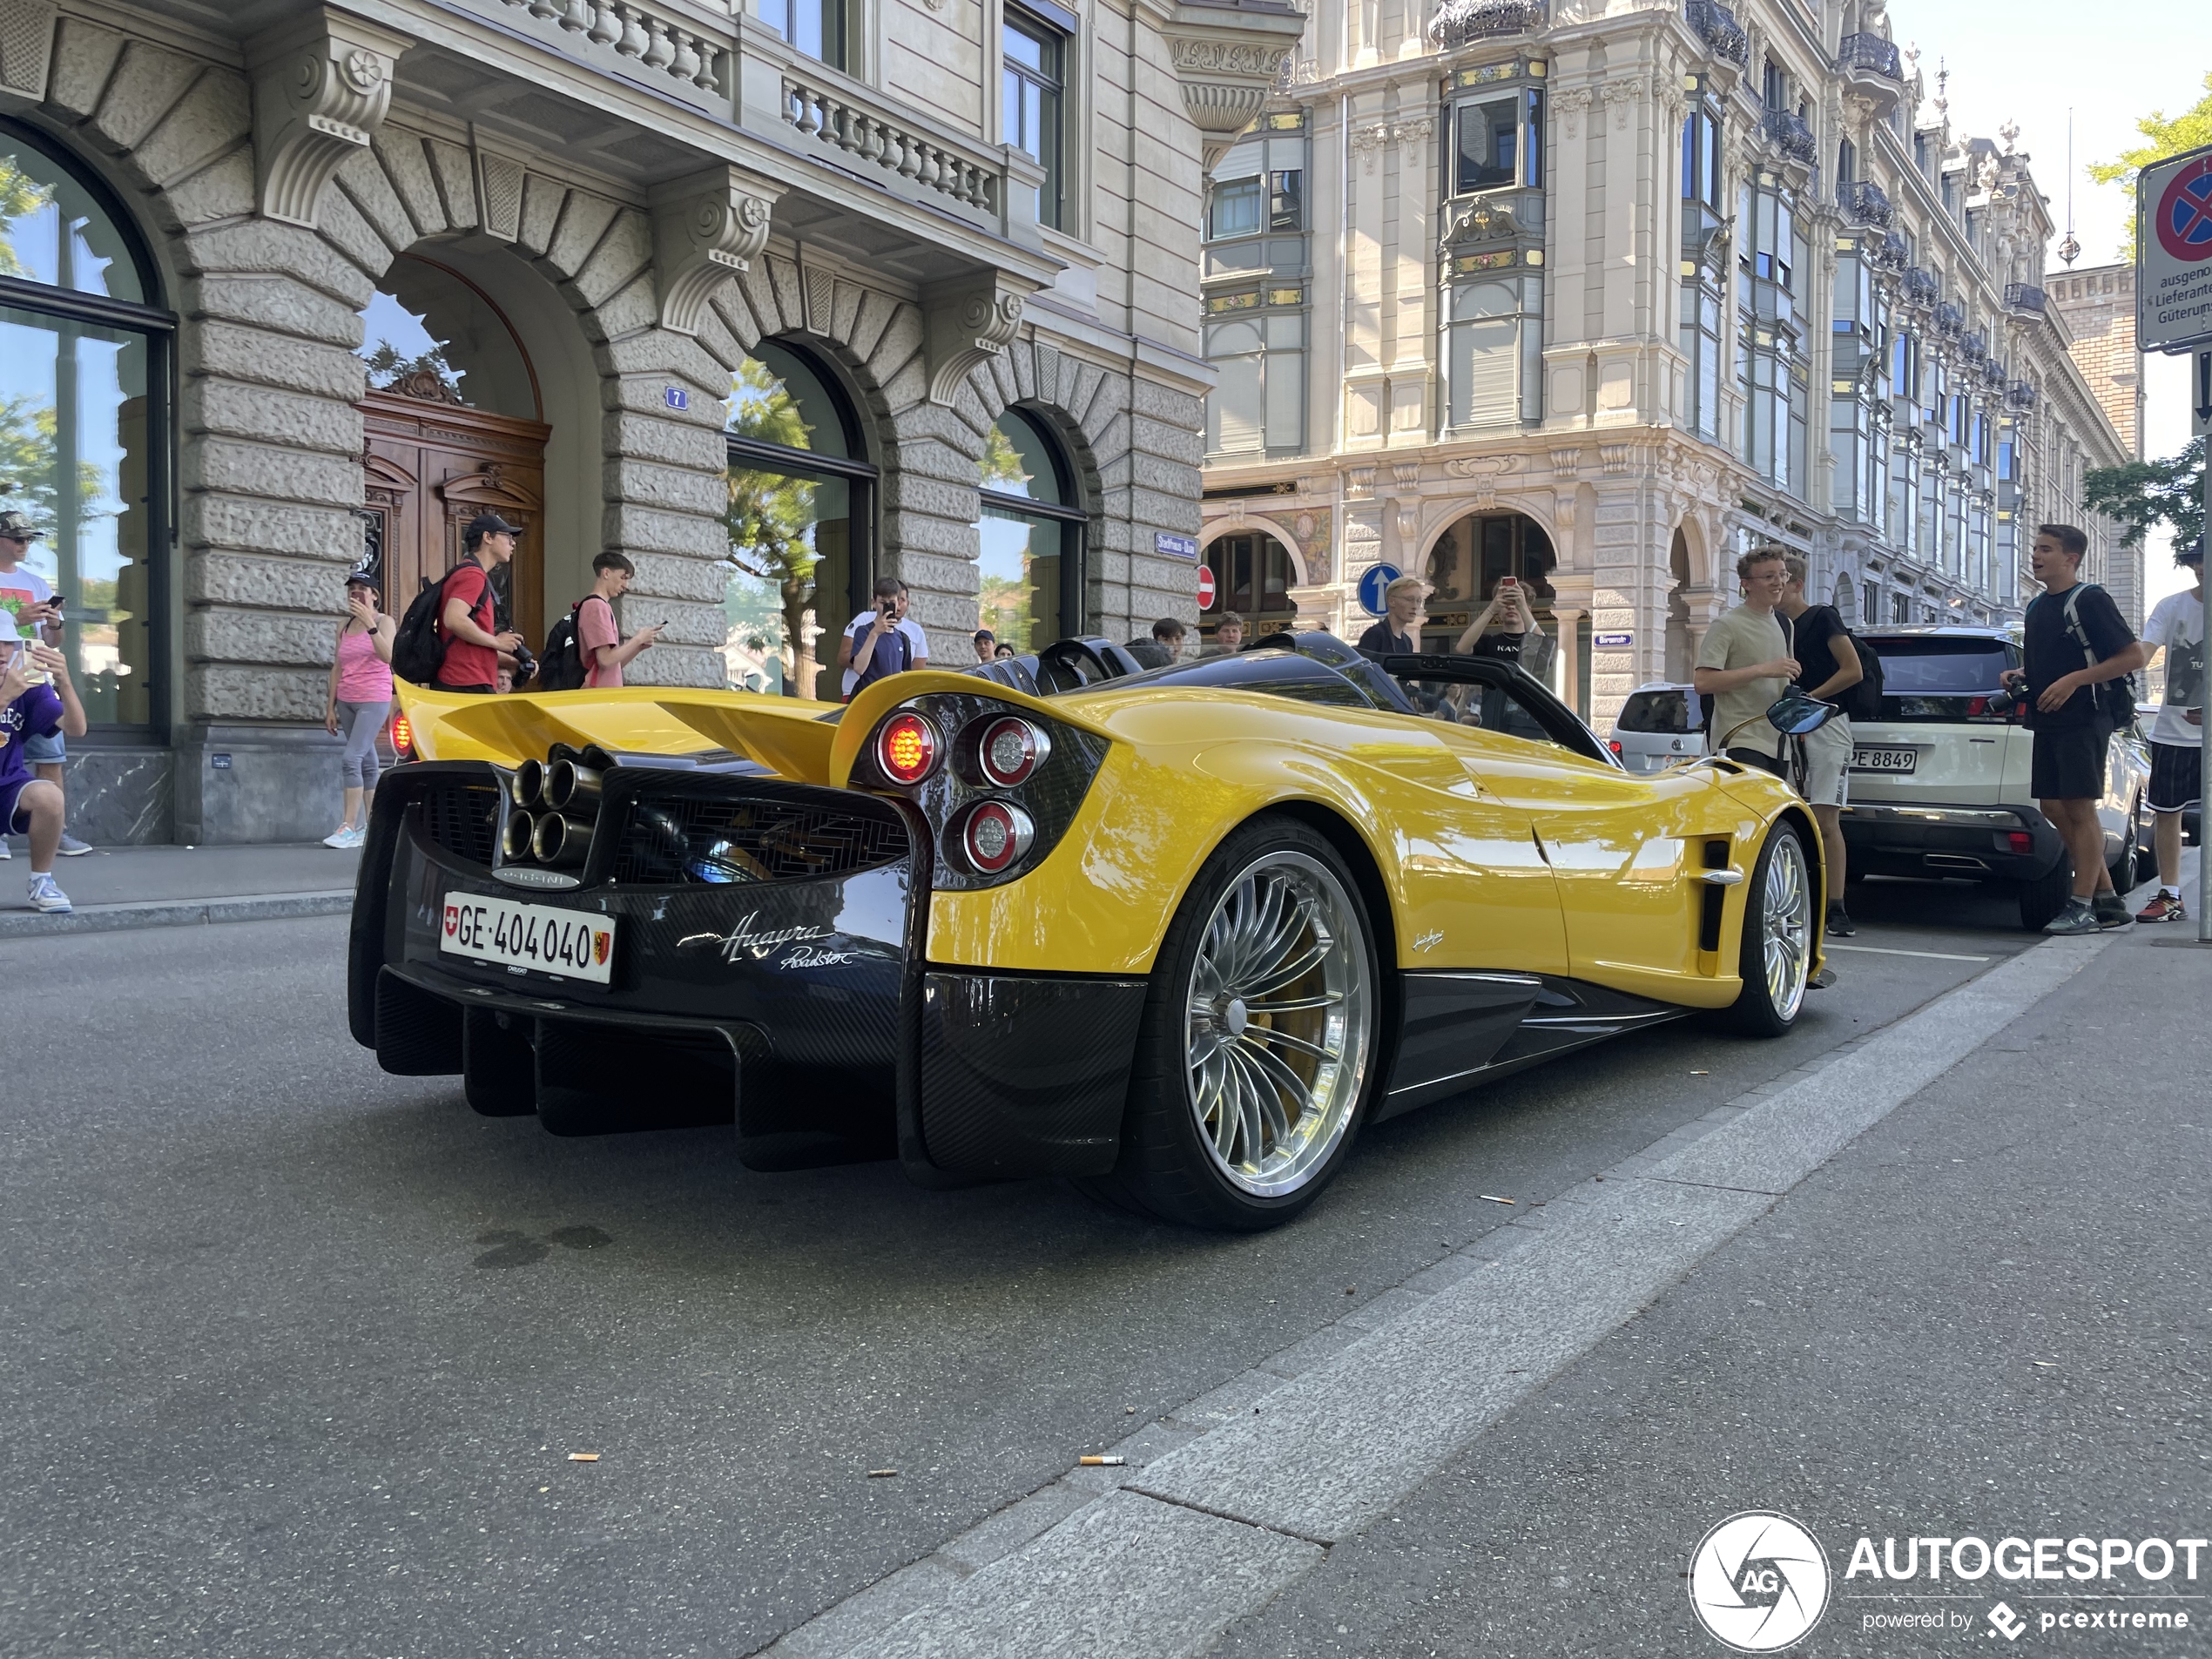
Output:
top-left (1863, 636), bottom-right (2014, 693)
top-left (1616, 690), bottom-right (1692, 734)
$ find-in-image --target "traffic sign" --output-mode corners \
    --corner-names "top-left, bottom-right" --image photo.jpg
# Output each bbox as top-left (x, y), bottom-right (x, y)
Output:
top-left (2137, 144), bottom-right (2212, 355)
top-left (2195, 349), bottom-right (2211, 439)
top-left (1356, 563), bottom-right (1401, 617)
top-left (1197, 563), bottom-right (1217, 610)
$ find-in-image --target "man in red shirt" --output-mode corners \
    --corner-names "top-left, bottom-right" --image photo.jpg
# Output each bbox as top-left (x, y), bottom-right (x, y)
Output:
top-left (437, 514), bottom-right (527, 691)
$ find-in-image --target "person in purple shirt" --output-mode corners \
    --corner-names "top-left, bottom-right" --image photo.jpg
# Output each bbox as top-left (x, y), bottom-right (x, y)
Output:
top-left (0, 614), bottom-right (88, 913)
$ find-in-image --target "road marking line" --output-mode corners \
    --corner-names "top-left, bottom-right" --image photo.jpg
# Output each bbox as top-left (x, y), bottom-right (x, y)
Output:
top-left (1824, 943), bottom-right (1993, 961)
top-left (773, 931), bottom-right (2121, 1659)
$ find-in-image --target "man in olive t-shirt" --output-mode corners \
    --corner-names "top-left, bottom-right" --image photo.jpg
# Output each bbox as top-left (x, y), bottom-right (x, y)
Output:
top-left (1692, 547), bottom-right (1800, 776)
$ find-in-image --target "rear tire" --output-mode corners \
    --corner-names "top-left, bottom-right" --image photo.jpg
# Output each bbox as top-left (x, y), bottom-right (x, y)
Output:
top-left (1087, 818), bottom-right (1382, 1231)
top-left (2016, 858), bottom-right (2073, 931)
top-left (1719, 819), bottom-right (1814, 1037)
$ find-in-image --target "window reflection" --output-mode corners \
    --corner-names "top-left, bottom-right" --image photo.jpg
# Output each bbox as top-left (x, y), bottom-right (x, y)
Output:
top-left (974, 409), bottom-right (1078, 654)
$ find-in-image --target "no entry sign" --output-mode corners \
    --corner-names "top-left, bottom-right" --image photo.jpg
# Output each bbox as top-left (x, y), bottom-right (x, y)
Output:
top-left (1197, 563), bottom-right (1217, 610)
top-left (2138, 145), bottom-right (2212, 354)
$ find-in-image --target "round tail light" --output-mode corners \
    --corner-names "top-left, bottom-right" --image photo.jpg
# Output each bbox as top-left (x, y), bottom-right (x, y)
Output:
top-left (390, 712), bottom-right (414, 758)
top-left (876, 711), bottom-right (940, 785)
top-left (974, 716), bottom-right (1050, 787)
top-left (957, 801), bottom-right (1035, 875)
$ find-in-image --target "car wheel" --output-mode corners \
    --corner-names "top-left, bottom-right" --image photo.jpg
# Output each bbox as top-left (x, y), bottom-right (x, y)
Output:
top-left (1093, 818), bottom-right (1382, 1231)
top-left (2129, 796), bottom-right (2155, 887)
top-left (2016, 858), bottom-right (2074, 931)
top-left (1719, 819), bottom-right (1815, 1037)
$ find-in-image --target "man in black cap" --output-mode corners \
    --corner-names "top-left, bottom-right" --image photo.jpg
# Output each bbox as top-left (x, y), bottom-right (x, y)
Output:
top-left (437, 514), bottom-right (527, 692)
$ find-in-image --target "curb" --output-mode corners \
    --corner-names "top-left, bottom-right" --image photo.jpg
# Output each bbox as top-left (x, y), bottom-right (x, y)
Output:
top-left (0, 889), bottom-right (354, 940)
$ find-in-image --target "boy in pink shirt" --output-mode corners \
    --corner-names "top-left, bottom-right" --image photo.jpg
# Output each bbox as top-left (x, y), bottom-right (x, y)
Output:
top-left (579, 551), bottom-right (663, 689)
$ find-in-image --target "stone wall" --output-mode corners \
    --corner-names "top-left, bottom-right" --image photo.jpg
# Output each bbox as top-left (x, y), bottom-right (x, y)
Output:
top-left (2050, 263), bottom-right (2143, 460)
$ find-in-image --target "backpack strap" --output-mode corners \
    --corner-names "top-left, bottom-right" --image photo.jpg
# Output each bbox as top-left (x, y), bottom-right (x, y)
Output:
top-left (2060, 583), bottom-right (2101, 671)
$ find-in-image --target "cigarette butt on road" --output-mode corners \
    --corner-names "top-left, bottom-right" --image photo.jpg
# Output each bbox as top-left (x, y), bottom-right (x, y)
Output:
top-left (2032, 1361), bottom-right (2058, 1369)
top-left (567, 1453), bottom-right (600, 1462)
top-left (1690, 1069), bottom-right (1710, 1076)
top-left (1480, 1194), bottom-right (1516, 1205)
top-left (1079, 1455), bottom-right (1127, 1467)
top-left (868, 1468), bottom-right (899, 1478)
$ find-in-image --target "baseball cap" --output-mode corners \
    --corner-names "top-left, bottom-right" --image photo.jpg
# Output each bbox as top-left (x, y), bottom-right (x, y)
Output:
top-left (465, 512), bottom-right (521, 541)
top-left (0, 510), bottom-right (36, 541)
top-left (2180, 538), bottom-right (2204, 566)
top-left (0, 613), bottom-right (23, 644)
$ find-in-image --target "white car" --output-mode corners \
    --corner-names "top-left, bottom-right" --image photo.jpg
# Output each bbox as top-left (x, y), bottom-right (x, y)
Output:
top-left (1608, 682), bottom-right (1706, 773)
top-left (1838, 627), bottom-right (2150, 929)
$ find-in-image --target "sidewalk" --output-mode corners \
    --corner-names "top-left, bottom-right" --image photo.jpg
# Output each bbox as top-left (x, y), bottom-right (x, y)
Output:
top-left (0, 841), bottom-right (361, 939)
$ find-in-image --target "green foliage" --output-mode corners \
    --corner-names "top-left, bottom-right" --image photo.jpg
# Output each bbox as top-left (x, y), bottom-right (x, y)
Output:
top-left (2089, 73), bottom-right (2212, 259)
top-left (981, 421), bottom-right (1030, 493)
top-left (362, 340), bottom-right (464, 396)
top-left (0, 155), bottom-right (53, 281)
top-left (0, 395), bottom-right (107, 532)
top-left (2084, 436), bottom-right (2206, 551)
top-left (724, 357), bottom-right (824, 695)
top-left (979, 573), bottom-right (1031, 653)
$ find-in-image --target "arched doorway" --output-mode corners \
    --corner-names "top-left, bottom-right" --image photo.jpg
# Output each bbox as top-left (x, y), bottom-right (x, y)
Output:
top-left (1420, 510), bottom-right (1556, 657)
top-left (974, 408), bottom-right (1087, 652)
top-left (357, 254), bottom-right (551, 651)
top-left (1201, 530), bottom-right (1297, 641)
top-left (723, 340), bottom-right (876, 699)
top-left (0, 118), bottom-right (171, 732)
top-left (1666, 529), bottom-right (1693, 683)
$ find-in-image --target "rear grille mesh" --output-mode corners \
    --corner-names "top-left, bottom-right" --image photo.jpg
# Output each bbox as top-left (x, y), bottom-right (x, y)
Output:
top-left (417, 782), bottom-right (501, 866)
top-left (613, 795), bottom-right (908, 887)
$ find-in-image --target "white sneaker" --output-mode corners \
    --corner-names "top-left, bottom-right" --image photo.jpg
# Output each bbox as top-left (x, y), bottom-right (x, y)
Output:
top-left (338, 826), bottom-right (366, 848)
top-left (0, 839), bottom-right (13, 860)
top-left (322, 826), bottom-right (356, 848)
top-left (27, 873), bottom-right (71, 913)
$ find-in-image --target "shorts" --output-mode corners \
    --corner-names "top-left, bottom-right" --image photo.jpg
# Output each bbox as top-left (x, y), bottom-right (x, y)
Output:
top-left (2029, 720), bottom-right (2112, 802)
top-left (24, 729), bottom-right (63, 765)
top-left (1798, 715), bottom-right (1852, 808)
top-left (0, 780), bottom-right (30, 834)
top-left (2148, 742), bottom-right (2202, 814)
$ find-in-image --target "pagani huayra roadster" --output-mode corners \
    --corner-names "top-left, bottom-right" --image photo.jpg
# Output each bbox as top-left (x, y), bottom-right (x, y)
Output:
top-left (350, 632), bottom-right (1829, 1231)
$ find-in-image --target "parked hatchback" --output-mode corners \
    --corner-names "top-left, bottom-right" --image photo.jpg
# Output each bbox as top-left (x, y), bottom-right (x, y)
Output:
top-left (1610, 682), bottom-right (1705, 772)
top-left (1840, 627), bottom-right (2148, 929)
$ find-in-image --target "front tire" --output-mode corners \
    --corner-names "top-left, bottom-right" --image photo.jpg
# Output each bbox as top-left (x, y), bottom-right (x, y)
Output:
top-left (1720, 819), bottom-right (1815, 1037)
top-left (1091, 819), bottom-right (1382, 1231)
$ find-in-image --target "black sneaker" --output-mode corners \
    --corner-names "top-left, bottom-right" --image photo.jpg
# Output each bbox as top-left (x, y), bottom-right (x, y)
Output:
top-left (1824, 904), bottom-right (1856, 938)
top-left (2093, 891), bottom-right (2134, 930)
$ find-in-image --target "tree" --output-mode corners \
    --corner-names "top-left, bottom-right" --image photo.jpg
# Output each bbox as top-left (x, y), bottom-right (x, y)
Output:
top-left (2089, 72), bottom-right (2212, 259)
top-left (0, 395), bottom-right (108, 536)
top-left (723, 356), bottom-right (826, 697)
top-left (0, 156), bottom-right (53, 280)
top-left (2084, 436), bottom-right (2206, 553)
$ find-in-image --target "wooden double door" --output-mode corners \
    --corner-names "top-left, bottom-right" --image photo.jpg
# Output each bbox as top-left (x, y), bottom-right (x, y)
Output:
top-left (361, 387), bottom-right (552, 653)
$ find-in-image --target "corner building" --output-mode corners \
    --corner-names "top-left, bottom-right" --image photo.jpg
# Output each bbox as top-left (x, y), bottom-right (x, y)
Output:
top-left (0, 0), bottom-right (1297, 841)
top-left (1195, 0), bottom-right (2134, 725)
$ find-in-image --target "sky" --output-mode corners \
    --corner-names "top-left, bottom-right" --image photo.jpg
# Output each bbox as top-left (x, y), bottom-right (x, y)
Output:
top-left (1890, 0), bottom-right (2211, 607)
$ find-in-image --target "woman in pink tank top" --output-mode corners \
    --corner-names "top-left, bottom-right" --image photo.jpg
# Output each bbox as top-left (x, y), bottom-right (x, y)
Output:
top-left (323, 573), bottom-right (396, 849)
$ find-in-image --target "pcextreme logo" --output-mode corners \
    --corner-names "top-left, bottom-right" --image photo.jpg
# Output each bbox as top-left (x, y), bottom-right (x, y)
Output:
top-left (1689, 1512), bottom-right (1832, 1652)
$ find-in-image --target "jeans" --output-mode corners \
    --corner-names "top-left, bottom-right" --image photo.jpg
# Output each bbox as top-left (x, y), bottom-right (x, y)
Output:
top-left (336, 698), bottom-right (391, 790)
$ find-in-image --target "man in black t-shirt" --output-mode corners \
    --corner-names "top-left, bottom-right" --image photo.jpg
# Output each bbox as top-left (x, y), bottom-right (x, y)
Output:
top-left (2000, 523), bottom-right (2147, 934)
top-left (1356, 576), bottom-right (1426, 657)
top-left (1779, 556), bottom-right (1865, 935)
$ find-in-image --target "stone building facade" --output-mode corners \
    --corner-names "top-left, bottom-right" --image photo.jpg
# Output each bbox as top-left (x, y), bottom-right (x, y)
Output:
top-left (0, 0), bottom-right (1297, 842)
top-left (2049, 260), bottom-right (2145, 459)
top-left (1192, 0), bottom-right (2135, 726)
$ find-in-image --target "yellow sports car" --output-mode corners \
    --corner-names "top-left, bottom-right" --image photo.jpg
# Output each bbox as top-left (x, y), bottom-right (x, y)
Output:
top-left (349, 632), bottom-right (1828, 1231)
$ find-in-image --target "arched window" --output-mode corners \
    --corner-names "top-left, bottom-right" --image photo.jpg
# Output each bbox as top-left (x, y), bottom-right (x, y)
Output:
top-left (724, 341), bottom-right (876, 698)
top-left (1834, 574), bottom-right (1858, 622)
top-left (0, 118), bottom-right (171, 732)
top-left (1202, 532), bottom-right (1295, 636)
top-left (974, 408), bottom-right (1086, 653)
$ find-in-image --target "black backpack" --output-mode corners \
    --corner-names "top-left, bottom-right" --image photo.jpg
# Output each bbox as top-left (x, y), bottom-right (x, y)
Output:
top-left (390, 568), bottom-right (462, 685)
top-left (1837, 625), bottom-right (1885, 723)
top-left (2061, 583), bottom-right (2138, 729)
top-left (538, 599), bottom-right (591, 691)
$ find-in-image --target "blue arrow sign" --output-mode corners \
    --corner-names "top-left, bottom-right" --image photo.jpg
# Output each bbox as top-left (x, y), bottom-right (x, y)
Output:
top-left (1357, 563), bottom-right (1401, 617)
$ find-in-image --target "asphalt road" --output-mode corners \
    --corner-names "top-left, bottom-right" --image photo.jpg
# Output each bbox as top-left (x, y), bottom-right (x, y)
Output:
top-left (0, 877), bottom-right (2048, 1657)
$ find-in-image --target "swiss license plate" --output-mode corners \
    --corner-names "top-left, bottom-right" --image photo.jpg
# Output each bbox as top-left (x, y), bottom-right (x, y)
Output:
top-left (440, 892), bottom-right (615, 983)
top-left (1851, 746), bottom-right (1918, 773)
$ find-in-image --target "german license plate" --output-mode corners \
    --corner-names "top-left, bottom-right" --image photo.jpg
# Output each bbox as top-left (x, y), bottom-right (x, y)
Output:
top-left (440, 892), bottom-right (615, 983)
top-left (1851, 746), bottom-right (1918, 773)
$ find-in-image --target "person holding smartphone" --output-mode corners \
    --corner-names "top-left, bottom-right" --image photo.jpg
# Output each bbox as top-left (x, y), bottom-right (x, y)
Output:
top-left (0, 614), bottom-right (88, 913)
top-left (0, 510), bottom-right (89, 859)
top-left (322, 572), bottom-right (395, 849)
top-left (577, 551), bottom-right (664, 689)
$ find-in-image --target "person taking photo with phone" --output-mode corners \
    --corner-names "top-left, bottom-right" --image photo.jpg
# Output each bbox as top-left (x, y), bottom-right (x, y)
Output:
top-left (0, 510), bottom-right (90, 859)
top-left (577, 552), bottom-right (664, 689)
top-left (322, 572), bottom-right (395, 850)
top-left (0, 614), bottom-right (88, 913)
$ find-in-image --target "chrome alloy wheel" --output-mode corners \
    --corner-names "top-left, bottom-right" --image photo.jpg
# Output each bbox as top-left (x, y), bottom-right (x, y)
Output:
top-left (1183, 851), bottom-right (1372, 1198)
top-left (1761, 830), bottom-right (1813, 1023)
